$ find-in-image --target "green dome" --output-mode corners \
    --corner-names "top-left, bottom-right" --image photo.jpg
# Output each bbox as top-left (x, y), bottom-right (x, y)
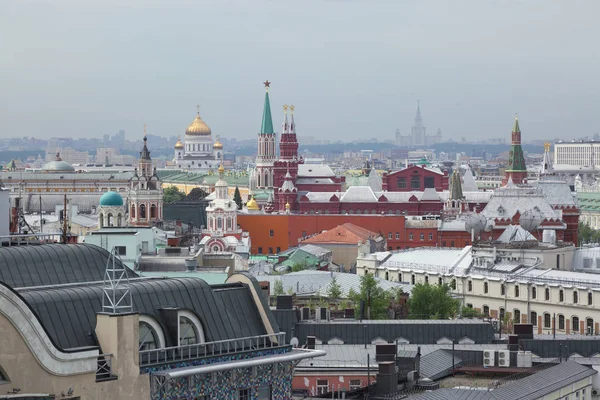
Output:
top-left (99, 191), bottom-right (123, 207)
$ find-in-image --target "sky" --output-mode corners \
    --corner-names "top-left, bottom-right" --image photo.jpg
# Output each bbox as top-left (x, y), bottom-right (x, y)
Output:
top-left (1, 0), bottom-right (599, 142)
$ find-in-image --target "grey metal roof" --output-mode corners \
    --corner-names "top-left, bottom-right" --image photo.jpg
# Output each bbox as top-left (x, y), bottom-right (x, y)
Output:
top-left (0, 244), bottom-right (138, 288)
top-left (420, 349), bottom-right (462, 380)
top-left (19, 277), bottom-right (271, 351)
top-left (409, 388), bottom-right (492, 400)
top-left (492, 360), bottom-right (596, 400)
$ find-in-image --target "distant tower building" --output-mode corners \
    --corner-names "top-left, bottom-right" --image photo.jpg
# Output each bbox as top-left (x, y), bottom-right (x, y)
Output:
top-left (129, 130), bottom-right (163, 226)
top-left (411, 101), bottom-right (426, 147)
top-left (540, 142), bottom-right (554, 176)
top-left (200, 165), bottom-right (250, 254)
top-left (502, 114), bottom-right (528, 185)
top-left (445, 169), bottom-right (466, 215)
top-left (98, 191), bottom-right (125, 228)
top-left (277, 171), bottom-right (298, 213)
top-left (174, 137), bottom-right (184, 161)
top-left (173, 106), bottom-right (222, 171)
top-left (255, 81), bottom-right (277, 189)
top-left (273, 104), bottom-right (303, 190)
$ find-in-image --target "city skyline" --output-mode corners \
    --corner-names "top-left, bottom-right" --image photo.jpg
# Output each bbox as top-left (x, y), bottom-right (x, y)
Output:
top-left (1, 1), bottom-right (599, 141)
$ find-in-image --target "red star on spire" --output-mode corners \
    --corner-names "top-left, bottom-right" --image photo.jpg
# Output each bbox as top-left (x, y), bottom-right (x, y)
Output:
top-left (263, 80), bottom-right (271, 88)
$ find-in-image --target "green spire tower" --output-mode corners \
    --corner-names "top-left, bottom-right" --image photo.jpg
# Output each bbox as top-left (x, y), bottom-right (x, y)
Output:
top-left (261, 82), bottom-right (274, 134)
top-left (255, 80), bottom-right (277, 189)
top-left (503, 114), bottom-right (527, 185)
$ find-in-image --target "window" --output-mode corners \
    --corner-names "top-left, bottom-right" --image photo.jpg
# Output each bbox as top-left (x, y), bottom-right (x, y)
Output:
top-left (587, 318), bottom-right (594, 334)
top-left (411, 176), bottom-right (420, 189)
top-left (388, 232), bottom-right (392, 239)
top-left (424, 176), bottom-right (435, 188)
top-left (514, 309), bottom-right (521, 324)
top-left (139, 319), bottom-right (163, 351)
top-left (317, 379), bottom-right (329, 395)
top-left (395, 232), bottom-right (400, 239)
top-left (438, 277), bottom-right (443, 285)
top-left (179, 316), bottom-right (198, 345)
top-left (467, 281), bottom-right (473, 292)
top-left (574, 291), bottom-right (578, 304)
top-left (302, 231), bottom-right (307, 238)
top-left (425, 276), bottom-right (429, 284)
top-left (276, 247), bottom-right (280, 253)
top-left (545, 288), bottom-right (550, 301)
top-left (466, 303), bottom-right (473, 309)
top-left (450, 241), bottom-right (455, 247)
top-left (483, 305), bottom-right (489, 316)
top-left (115, 246), bottom-right (126, 255)
top-left (409, 233), bottom-right (413, 241)
top-left (499, 308), bottom-right (505, 321)
top-left (420, 233), bottom-right (424, 241)
top-left (501, 284), bottom-right (505, 296)
top-left (515, 285), bottom-right (520, 298)
top-left (531, 311), bottom-right (537, 326)
top-left (442, 241), bottom-right (446, 247)
top-left (411, 274), bottom-right (416, 285)
top-left (450, 279), bottom-right (456, 290)
top-left (544, 313), bottom-right (551, 329)
top-left (398, 273), bottom-right (403, 282)
top-left (269, 229), bottom-right (274, 237)
top-left (397, 177), bottom-right (407, 188)
top-left (532, 287), bottom-right (537, 299)
top-left (559, 315), bottom-right (565, 330)
top-left (557, 254), bottom-right (560, 269)
top-left (258, 247), bottom-right (263, 254)
top-left (428, 233), bottom-right (433, 240)
top-left (268, 247), bottom-right (273, 254)
top-left (349, 380), bottom-right (362, 391)
top-left (484, 282), bottom-right (488, 294)
top-left (559, 289), bottom-right (564, 302)
top-left (257, 385), bottom-right (271, 399)
top-left (238, 388), bottom-right (250, 400)
top-left (573, 316), bottom-right (580, 333)
top-left (589, 292), bottom-right (593, 305)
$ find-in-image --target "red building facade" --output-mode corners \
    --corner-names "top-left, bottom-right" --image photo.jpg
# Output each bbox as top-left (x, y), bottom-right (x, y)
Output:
top-left (384, 165), bottom-right (449, 192)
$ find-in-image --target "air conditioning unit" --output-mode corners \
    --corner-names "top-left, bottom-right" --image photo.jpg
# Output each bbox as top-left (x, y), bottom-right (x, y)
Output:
top-left (483, 350), bottom-right (495, 367)
top-left (592, 388), bottom-right (599, 396)
top-left (497, 350), bottom-right (510, 367)
top-left (491, 320), bottom-right (500, 332)
top-left (301, 307), bottom-right (310, 321)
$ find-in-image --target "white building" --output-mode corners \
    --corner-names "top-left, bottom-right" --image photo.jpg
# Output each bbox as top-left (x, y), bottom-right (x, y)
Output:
top-left (357, 233), bottom-right (600, 336)
top-left (554, 141), bottom-right (600, 168)
top-left (173, 107), bottom-right (223, 171)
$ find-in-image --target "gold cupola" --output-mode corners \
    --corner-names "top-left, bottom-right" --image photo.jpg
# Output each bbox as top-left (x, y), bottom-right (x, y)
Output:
top-left (185, 105), bottom-right (212, 136)
top-left (213, 140), bottom-right (223, 150)
top-left (246, 195), bottom-right (259, 211)
top-left (174, 137), bottom-right (184, 149)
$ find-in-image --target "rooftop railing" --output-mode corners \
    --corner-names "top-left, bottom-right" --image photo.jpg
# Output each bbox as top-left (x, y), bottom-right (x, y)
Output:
top-left (139, 332), bottom-right (286, 368)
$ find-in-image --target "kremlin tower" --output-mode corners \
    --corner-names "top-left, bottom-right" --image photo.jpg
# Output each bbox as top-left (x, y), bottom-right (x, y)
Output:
top-left (254, 81), bottom-right (277, 189)
top-left (502, 114), bottom-right (528, 185)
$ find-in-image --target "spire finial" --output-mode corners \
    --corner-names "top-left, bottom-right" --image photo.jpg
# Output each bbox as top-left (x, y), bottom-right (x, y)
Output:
top-left (196, 104), bottom-right (200, 115)
top-left (283, 104), bottom-right (288, 114)
top-left (263, 80), bottom-right (271, 92)
top-left (143, 124), bottom-right (147, 140)
top-left (290, 105), bottom-right (295, 114)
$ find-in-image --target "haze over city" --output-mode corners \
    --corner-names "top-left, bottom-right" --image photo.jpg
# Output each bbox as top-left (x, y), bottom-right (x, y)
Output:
top-left (1, 0), bottom-right (599, 141)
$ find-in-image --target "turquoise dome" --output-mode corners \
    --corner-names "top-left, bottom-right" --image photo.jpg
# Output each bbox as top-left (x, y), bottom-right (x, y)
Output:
top-left (99, 191), bottom-right (124, 207)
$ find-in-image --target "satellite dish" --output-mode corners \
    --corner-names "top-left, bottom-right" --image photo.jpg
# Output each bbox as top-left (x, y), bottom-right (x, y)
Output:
top-left (290, 337), bottom-right (299, 348)
top-left (519, 209), bottom-right (543, 232)
top-left (465, 214), bottom-right (488, 238)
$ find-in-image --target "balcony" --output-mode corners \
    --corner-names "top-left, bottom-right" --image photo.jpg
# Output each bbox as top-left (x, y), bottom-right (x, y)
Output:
top-left (139, 332), bottom-right (287, 368)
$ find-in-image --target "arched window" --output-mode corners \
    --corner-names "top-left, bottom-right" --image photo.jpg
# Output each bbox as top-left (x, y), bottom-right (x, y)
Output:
top-left (545, 288), bottom-right (550, 301)
top-left (484, 282), bottom-right (488, 294)
top-left (178, 311), bottom-right (205, 346)
top-left (501, 284), bottom-right (505, 296)
top-left (483, 305), bottom-right (489, 316)
top-left (589, 292), bottom-right (593, 305)
top-left (514, 285), bottom-right (520, 298)
top-left (587, 318), bottom-right (594, 334)
top-left (532, 287), bottom-right (537, 299)
top-left (140, 204), bottom-right (146, 218)
top-left (217, 217), bottom-right (223, 229)
top-left (544, 313), bottom-right (551, 329)
top-left (107, 213), bottom-right (113, 227)
top-left (411, 274), bottom-right (416, 285)
top-left (558, 315), bottom-right (565, 330)
top-left (438, 277), bottom-right (443, 285)
top-left (117, 213), bottom-right (122, 227)
top-left (467, 281), bottom-right (473, 292)
top-left (531, 311), bottom-right (537, 326)
top-left (499, 307), bottom-right (505, 321)
top-left (130, 204), bottom-right (136, 218)
top-left (574, 291), bottom-right (579, 304)
top-left (573, 316), bottom-right (580, 333)
top-left (385, 271), bottom-right (389, 281)
top-left (150, 204), bottom-right (157, 218)
top-left (99, 213), bottom-right (104, 228)
top-left (514, 309), bottom-right (521, 324)
top-left (399, 273), bottom-right (403, 282)
top-left (559, 289), bottom-right (564, 302)
top-left (139, 316), bottom-right (165, 351)
top-left (425, 275), bottom-right (429, 284)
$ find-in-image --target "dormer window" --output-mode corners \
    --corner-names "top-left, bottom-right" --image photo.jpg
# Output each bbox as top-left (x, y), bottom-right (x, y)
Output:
top-left (497, 206), bottom-right (505, 215)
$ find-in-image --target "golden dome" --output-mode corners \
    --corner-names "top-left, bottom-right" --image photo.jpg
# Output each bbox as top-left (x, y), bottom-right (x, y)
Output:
top-left (174, 138), bottom-right (184, 149)
top-left (246, 195), bottom-right (259, 211)
top-left (218, 165), bottom-right (225, 174)
top-left (285, 202), bottom-right (290, 210)
top-left (186, 112), bottom-right (212, 136)
top-left (213, 140), bottom-right (223, 149)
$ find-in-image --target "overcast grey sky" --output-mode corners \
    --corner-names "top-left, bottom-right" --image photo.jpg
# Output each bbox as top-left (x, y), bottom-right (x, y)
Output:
top-left (1, 0), bottom-right (599, 142)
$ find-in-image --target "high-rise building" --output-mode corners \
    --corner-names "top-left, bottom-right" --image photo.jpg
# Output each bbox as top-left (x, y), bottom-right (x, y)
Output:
top-left (395, 102), bottom-right (442, 147)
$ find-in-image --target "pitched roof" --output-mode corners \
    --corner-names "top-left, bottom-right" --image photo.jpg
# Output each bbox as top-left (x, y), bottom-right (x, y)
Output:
top-left (302, 223), bottom-right (378, 245)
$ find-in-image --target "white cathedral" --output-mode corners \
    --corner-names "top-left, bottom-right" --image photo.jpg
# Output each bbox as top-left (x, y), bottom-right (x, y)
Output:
top-left (174, 106), bottom-right (223, 171)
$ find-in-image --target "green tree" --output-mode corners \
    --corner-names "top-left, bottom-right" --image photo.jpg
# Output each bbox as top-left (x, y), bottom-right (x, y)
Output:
top-left (461, 306), bottom-right (481, 319)
top-left (327, 276), bottom-right (342, 299)
top-left (273, 279), bottom-right (284, 296)
top-left (291, 263), bottom-right (306, 272)
top-left (163, 186), bottom-right (185, 204)
top-left (348, 273), bottom-right (394, 319)
top-left (233, 186), bottom-right (243, 210)
top-left (186, 187), bottom-right (208, 201)
top-left (408, 283), bottom-right (459, 320)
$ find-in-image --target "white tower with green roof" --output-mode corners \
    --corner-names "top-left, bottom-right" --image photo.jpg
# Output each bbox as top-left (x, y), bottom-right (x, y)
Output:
top-left (254, 81), bottom-right (277, 189)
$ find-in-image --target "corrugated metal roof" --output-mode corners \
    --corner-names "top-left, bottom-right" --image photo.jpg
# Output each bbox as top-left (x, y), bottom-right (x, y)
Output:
top-left (0, 244), bottom-right (138, 288)
top-left (19, 277), bottom-right (270, 350)
top-left (420, 349), bottom-right (462, 380)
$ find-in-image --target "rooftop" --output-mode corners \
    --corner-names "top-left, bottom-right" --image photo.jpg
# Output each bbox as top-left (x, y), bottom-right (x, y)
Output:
top-left (301, 223), bottom-right (379, 245)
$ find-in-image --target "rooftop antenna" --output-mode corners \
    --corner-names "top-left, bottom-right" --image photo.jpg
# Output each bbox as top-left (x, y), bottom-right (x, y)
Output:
top-left (102, 247), bottom-right (133, 314)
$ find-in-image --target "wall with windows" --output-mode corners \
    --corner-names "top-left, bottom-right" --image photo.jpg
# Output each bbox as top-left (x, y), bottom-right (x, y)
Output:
top-left (385, 166), bottom-right (448, 192)
top-left (359, 265), bottom-right (600, 335)
top-left (292, 374), bottom-right (369, 395)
